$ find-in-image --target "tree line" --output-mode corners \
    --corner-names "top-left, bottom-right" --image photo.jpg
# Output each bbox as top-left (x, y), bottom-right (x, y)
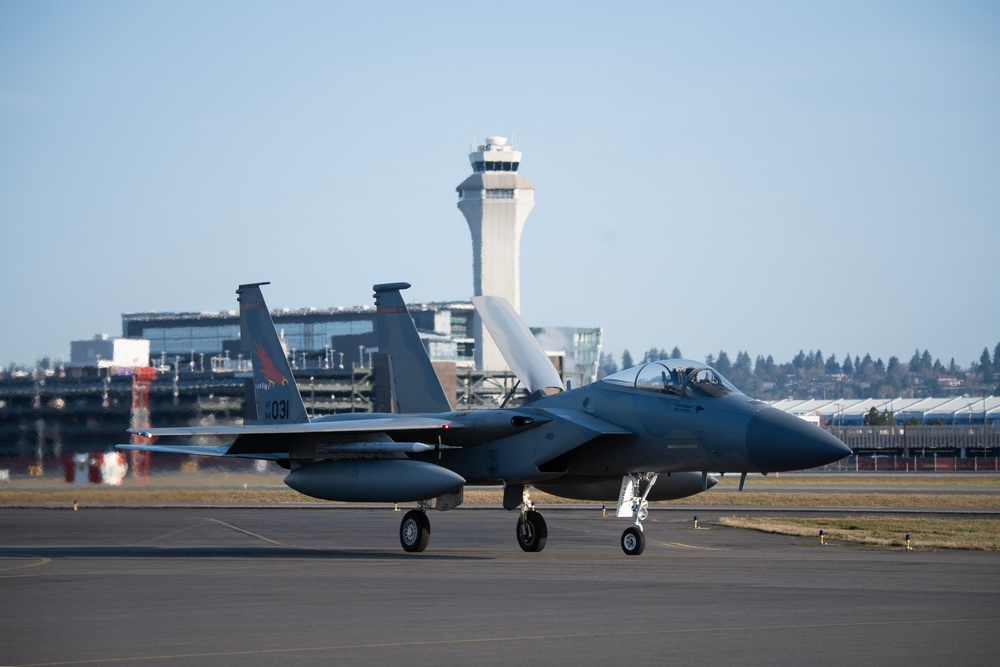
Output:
top-left (599, 342), bottom-right (1000, 400)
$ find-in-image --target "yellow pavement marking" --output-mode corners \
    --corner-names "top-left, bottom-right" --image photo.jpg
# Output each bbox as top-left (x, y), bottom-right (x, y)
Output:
top-left (0, 556), bottom-right (52, 575)
top-left (656, 541), bottom-right (724, 551)
top-left (204, 518), bottom-right (286, 546)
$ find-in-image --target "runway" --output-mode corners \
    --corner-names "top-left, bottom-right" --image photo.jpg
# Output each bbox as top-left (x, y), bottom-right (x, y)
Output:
top-left (1, 506), bottom-right (998, 666)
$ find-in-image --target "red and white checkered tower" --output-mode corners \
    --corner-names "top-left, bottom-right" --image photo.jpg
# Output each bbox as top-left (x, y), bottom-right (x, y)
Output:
top-left (129, 367), bottom-right (157, 479)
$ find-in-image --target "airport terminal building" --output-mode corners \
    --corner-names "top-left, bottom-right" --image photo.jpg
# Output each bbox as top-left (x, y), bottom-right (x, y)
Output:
top-left (120, 302), bottom-right (602, 388)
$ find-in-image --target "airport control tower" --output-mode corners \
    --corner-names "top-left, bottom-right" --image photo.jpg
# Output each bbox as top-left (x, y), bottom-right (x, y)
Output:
top-left (456, 136), bottom-right (536, 371)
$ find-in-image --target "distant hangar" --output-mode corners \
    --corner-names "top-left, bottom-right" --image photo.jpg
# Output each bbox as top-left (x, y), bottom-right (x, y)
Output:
top-left (772, 396), bottom-right (1000, 426)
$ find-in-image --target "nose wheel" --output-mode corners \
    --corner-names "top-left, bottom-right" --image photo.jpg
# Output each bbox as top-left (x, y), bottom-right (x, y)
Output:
top-left (621, 526), bottom-right (646, 555)
top-left (616, 472), bottom-right (658, 555)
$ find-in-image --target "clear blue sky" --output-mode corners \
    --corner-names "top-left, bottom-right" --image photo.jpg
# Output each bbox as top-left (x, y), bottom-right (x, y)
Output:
top-left (2, 1), bottom-right (998, 369)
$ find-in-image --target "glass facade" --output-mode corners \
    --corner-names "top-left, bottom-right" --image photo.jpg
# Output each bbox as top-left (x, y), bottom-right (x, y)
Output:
top-left (143, 324), bottom-right (240, 356)
top-left (278, 320), bottom-right (373, 352)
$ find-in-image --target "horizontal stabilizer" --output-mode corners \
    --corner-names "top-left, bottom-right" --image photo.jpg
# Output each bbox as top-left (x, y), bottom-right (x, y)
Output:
top-left (472, 295), bottom-right (563, 395)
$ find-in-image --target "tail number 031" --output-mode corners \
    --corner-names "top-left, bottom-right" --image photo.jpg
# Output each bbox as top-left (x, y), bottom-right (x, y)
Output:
top-left (264, 400), bottom-right (290, 421)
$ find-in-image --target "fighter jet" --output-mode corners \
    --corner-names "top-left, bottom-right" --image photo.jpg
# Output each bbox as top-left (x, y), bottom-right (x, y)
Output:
top-left (120, 282), bottom-right (851, 556)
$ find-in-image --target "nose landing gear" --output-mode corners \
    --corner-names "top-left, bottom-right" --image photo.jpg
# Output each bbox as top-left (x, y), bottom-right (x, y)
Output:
top-left (616, 472), bottom-right (658, 556)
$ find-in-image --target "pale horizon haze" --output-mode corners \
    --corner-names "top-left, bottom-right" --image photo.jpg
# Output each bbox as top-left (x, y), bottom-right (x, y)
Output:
top-left (1, 1), bottom-right (997, 370)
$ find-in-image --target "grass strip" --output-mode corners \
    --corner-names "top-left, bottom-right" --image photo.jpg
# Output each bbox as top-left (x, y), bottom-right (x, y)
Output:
top-left (714, 474), bottom-right (1000, 487)
top-left (718, 516), bottom-right (1000, 551)
top-left (2, 489), bottom-right (999, 510)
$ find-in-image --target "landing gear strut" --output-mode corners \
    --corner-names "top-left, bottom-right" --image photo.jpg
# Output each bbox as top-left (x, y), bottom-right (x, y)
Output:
top-left (616, 472), bottom-right (658, 556)
top-left (399, 507), bottom-right (430, 553)
top-left (514, 486), bottom-right (547, 552)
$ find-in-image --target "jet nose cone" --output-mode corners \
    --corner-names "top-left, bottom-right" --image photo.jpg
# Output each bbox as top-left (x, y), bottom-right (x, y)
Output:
top-left (747, 408), bottom-right (852, 472)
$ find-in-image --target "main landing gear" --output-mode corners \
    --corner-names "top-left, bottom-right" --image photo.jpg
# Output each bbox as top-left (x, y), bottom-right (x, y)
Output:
top-left (505, 484), bottom-right (547, 552)
top-left (616, 472), bottom-right (659, 556)
top-left (515, 487), bottom-right (547, 552)
top-left (399, 507), bottom-right (431, 553)
top-left (398, 488), bottom-right (463, 553)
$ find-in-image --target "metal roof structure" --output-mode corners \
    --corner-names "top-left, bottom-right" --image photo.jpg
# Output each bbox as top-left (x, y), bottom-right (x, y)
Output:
top-left (771, 396), bottom-right (1000, 425)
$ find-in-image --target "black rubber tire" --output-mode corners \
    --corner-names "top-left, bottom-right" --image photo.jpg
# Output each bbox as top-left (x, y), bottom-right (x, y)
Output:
top-left (621, 526), bottom-right (646, 556)
top-left (516, 510), bottom-right (548, 552)
top-left (400, 510), bottom-right (431, 553)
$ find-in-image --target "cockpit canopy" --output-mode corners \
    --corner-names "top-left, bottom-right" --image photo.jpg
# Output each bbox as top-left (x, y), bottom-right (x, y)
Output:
top-left (601, 359), bottom-right (740, 399)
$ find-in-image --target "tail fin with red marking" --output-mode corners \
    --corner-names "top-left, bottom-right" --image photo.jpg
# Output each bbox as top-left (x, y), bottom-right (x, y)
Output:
top-left (237, 282), bottom-right (309, 425)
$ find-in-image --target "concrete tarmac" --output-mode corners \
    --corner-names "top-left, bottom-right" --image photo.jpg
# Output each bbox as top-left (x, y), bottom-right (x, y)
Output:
top-left (1, 506), bottom-right (998, 666)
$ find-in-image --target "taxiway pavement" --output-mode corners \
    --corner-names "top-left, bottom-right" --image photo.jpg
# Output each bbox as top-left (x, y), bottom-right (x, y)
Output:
top-left (1, 506), bottom-right (997, 666)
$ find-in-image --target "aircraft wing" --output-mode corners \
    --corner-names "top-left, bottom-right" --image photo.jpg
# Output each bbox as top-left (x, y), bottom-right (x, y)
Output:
top-left (128, 416), bottom-right (462, 439)
top-left (518, 408), bottom-right (635, 473)
top-left (472, 295), bottom-right (564, 394)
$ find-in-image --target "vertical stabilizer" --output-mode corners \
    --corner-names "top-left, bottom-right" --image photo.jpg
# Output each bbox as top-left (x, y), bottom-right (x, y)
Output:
top-left (373, 282), bottom-right (452, 413)
top-left (237, 282), bottom-right (309, 424)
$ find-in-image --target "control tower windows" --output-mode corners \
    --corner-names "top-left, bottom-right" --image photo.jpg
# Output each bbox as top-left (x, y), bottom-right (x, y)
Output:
top-left (472, 161), bottom-right (520, 173)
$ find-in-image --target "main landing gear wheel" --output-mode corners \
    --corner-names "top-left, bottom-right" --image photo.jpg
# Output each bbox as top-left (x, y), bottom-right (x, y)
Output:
top-left (400, 510), bottom-right (430, 553)
top-left (621, 526), bottom-right (646, 556)
top-left (516, 510), bottom-right (548, 552)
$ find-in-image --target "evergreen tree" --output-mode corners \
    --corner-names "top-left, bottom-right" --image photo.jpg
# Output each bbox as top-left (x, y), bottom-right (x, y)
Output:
top-left (886, 356), bottom-right (906, 392)
top-left (621, 350), bottom-right (633, 369)
top-left (825, 353), bottom-right (840, 374)
top-left (670, 346), bottom-right (682, 359)
top-left (980, 347), bottom-right (994, 383)
top-left (597, 352), bottom-right (619, 379)
top-left (864, 407), bottom-right (894, 426)
top-left (859, 354), bottom-right (875, 380)
top-left (920, 350), bottom-right (933, 376)
top-left (715, 351), bottom-right (733, 376)
top-left (734, 351), bottom-right (752, 374)
top-left (730, 351), bottom-right (752, 389)
top-left (886, 356), bottom-right (900, 374)
top-left (842, 354), bottom-right (854, 375)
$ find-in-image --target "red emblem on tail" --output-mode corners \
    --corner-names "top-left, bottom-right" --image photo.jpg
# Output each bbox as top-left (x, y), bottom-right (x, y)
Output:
top-left (253, 342), bottom-right (288, 386)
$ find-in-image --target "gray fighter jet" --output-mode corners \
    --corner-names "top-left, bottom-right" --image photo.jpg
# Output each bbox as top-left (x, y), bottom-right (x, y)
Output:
top-left (120, 282), bottom-right (851, 555)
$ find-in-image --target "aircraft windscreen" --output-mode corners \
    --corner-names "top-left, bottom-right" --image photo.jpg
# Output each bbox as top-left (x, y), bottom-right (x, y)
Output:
top-left (602, 360), bottom-right (739, 398)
